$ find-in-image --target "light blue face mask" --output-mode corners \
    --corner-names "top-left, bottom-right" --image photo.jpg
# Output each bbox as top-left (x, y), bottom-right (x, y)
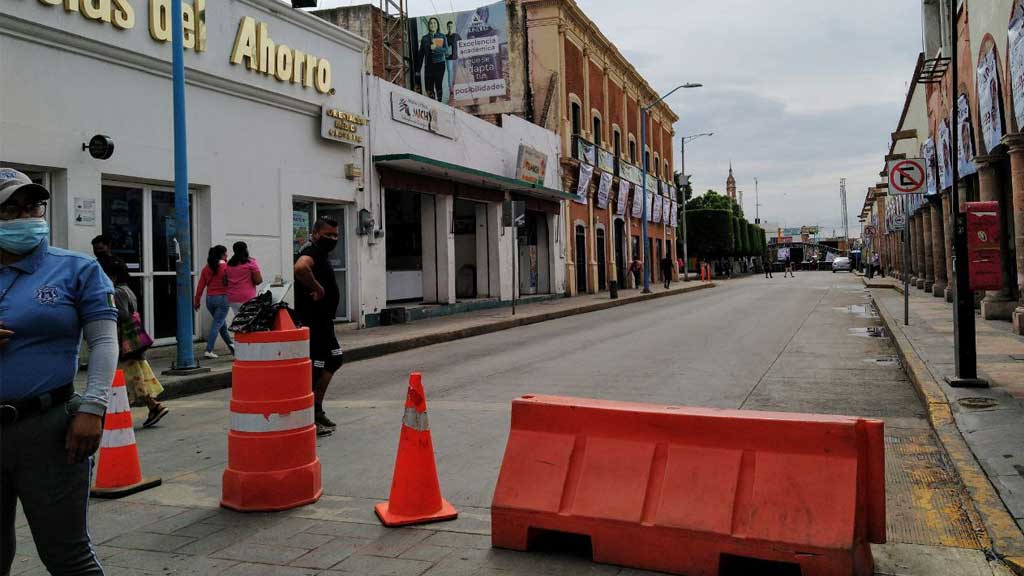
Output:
top-left (0, 218), bottom-right (49, 255)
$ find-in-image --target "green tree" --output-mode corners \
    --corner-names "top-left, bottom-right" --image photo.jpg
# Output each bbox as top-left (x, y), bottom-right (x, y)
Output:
top-left (732, 217), bottom-right (747, 257)
top-left (686, 209), bottom-right (734, 259)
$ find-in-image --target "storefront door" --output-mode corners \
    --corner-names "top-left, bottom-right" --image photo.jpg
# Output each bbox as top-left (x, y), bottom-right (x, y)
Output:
top-left (292, 200), bottom-right (349, 320)
top-left (596, 228), bottom-right (607, 291)
top-left (575, 225), bottom-right (587, 293)
top-left (519, 210), bottom-right (549, 295)
top-left (614, 220), bottom-right (626, 286)
top-left (101, 184), bottom-right (196, 344)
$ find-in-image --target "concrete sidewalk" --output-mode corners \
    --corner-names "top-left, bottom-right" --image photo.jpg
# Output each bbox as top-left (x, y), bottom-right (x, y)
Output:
top-left (869, 281), bottom-right (1024, 571)
top-left (78, 282), bottom-right (715, 400)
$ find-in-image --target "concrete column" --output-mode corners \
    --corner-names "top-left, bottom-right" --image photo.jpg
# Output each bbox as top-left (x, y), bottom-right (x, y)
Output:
top-left (435, 194), bottom-right (456, 304)
top-left (909, 214), bottom-right (918, 284)
top-left (976, 154), bottom-right (1015, 320)
top-left (1004, 135), bottom-right (1024, 334)
top-left (930, 198), bottom-right (947, 297)
top-left (915, 213), bottom-right (926, 289)
top-left (942, 189), bottom-right (956, 302)
top-left (922, 205), bottom-right (934, 292)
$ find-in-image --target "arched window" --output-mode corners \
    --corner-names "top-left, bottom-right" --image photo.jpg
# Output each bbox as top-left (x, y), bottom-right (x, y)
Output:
top-left (628, 136), bottom-right (637, 164)
top-left (613, 126), bottom-right (622, 160)
top-left (570, 100), bottom-right (582, 136)
top-left (592, 114), bottom-right (602, 146)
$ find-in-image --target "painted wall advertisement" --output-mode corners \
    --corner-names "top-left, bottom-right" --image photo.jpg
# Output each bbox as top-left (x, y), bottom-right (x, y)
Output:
top-left (1010, 1), bottom-right (1024, 133)
top-left (957, 94), bottom-right (977, 177)
top-left (937, 118), bottom-right (953, 190)
top-left (923, 138), bottom-right (937, 196)
top-left (616, 181), bottom-right (630, 216)
top-left (977, 47), bottom-right (1005, 153)
top-left (409, 2), bottom-right (509, 105)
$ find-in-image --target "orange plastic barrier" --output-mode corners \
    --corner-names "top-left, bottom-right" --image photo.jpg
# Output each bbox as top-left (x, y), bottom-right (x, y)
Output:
top-left (221, 310), bottom-right (322, 512)
top-left (92, 370), bottom-right (161, 498)
top-left (375, 373), bottom-right (458, 527)
top-left (491, 395), bottom-right (885, 576)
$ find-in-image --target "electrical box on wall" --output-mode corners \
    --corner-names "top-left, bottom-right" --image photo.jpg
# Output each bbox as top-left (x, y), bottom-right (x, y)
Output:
top-left (345, 163), bottom-right (363, 180)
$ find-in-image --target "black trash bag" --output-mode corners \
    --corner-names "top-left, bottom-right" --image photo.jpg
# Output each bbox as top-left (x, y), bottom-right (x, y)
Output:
top-left (229, 291), bottom-right (292, 333)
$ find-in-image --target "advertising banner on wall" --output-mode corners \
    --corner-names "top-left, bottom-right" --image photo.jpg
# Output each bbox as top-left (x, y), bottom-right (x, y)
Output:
top-left (937, 118), bottom-right (953, 190)
top-left (409, 2), bottom-right (509, 105)
top-left (669, 200), bottom-right (677, 227)
top-left (1010, 1), bottom-right (1024, 133)
top-left (631, 184), bottom-right (644, 218)
top-left (923, 138), bottom-right (938, 196)
top-left (616, 181), bottom-right (630, 216)
top-left (652, 193), bottom-right (663, 222)
top-left (646, 191), bottom-right (654, 221)
top-left (596, 172), bottom-right (613, 209)
top-left (977, 47), bottom-right (1005, 153)
top-left (957, 94), bottom-right (977, 177)
top-left (575, 163), bottom-right (593, 205)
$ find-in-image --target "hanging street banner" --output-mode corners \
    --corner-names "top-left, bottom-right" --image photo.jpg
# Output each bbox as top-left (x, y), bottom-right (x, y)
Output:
top-left (595, 171), bottom-right (613, 209)
top-left (670, 200), bottom-right (678, 227)
top-left (923, 138), bottom-right (938, 196)
top-left (646, 190), bottom-right (655, 221)
top-left (662, 197), bottom-right (671, 227)
top-left (887, 158), bottom-right (927, 195)
top-left (616, 181), bottom-right (630, 215)
top-left (652, 192), bottom-right (663, 222)
top-left (619, 161), bottom-right (642, 185)
top-left (1010, 1), bottom-right (1024, 135)
top-left (631, 184), bottom-right (644, 217)
top-left (409, 2), bottom-right (509, 105)
top-left (957, 94), bottom-right (977, 176)
top-left (575, 163), bottom-right (593, 205)
top-left (937, 118), bottom-right (953, 190)
top-left (978, 46), bottom-right (1005, 153)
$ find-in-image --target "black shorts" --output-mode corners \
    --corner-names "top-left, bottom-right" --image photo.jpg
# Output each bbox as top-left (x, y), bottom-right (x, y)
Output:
top-left (308, 321), bottom-right (343, 377)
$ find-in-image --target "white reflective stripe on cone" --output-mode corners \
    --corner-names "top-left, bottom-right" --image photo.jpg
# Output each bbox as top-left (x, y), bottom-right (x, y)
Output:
top-left (229, 407), bottom-right (315, 433)
top-left (402, 407), bottom-right (429, 431)
top-left (234, 339), bottom-right (309, 362)
top-left (100, 427), bottom-right (137, 449)
top-left (107, 385), bottom-right (131, 415)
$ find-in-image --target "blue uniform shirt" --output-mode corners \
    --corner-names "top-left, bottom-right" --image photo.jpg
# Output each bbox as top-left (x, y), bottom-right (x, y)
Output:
top-left (0, 240), bottom-right (117, 402)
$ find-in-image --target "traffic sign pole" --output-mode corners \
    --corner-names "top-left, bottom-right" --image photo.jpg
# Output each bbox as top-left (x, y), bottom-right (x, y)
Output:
top-left (904, 196), bottom-right (910, 325)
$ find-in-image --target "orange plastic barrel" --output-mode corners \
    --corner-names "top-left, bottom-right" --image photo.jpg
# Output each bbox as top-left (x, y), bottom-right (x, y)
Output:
top-left (221, 310), bottom-right (322, 512)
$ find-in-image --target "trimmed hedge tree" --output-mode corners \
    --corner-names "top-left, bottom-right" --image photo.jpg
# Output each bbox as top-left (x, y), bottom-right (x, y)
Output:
top-left (686, 209), bottom-right (734, 259)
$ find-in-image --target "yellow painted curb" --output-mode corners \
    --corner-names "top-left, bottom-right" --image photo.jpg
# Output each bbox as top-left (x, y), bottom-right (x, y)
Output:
top-left (872, 291), bottom-right (1024, 573)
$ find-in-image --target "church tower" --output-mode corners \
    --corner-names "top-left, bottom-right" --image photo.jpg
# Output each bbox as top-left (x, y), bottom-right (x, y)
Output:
top-left (726, 162), bottom-right (737, 200)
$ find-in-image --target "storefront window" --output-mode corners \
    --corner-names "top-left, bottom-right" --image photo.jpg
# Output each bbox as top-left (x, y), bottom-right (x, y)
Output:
top-left (292, 199), bottom-right (349, 320)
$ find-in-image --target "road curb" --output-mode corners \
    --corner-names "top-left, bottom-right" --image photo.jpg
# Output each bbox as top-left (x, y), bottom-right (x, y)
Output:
top-left (871, 290), bottom-right (1024, 573)
top-left (155, 283), bottom-right (717, 400)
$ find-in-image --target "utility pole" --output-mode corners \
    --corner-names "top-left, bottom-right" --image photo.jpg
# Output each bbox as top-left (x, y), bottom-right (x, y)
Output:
top-left (947, 0), bottom-right (985, 387)
top-left (840, 178), bottom-right (849, 240)
top-left (754, 177), bottom-right (761, 224)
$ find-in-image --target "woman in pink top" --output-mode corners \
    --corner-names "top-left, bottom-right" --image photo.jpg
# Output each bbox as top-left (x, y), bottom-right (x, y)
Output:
top-left (194, 245), bottom-right (234, 358)
top-left (227, 241), bottom-right (263, 314)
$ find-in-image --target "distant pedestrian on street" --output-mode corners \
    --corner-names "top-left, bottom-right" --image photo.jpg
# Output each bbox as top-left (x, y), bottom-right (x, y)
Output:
top-left (660, 254), bottom-right (673, 289)
top-left (294, 217), bottom-right (343, 437)
top-left (873, 253), bottom-right (884, 278)
top-left (764, 254), bottom-right (773, 278)
top-left (226, 241), bottom-right (262, 315)
top-left (103, 258), bottom-right (168, 428)
top-left (1, 168), bottom-right (118, 575)
top-left (629, 257), bottom-right (642, 288)
top-left (194, 245), bottom-right (235, 359)
top-left (784, 255), bottom-right (795, 278)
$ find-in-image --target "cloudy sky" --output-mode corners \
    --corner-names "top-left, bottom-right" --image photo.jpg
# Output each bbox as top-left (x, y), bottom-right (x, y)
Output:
top-left (316, 0), bottom-right (922, 236)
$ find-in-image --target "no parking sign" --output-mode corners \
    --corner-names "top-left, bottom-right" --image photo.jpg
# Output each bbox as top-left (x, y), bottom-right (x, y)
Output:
top-left (887, 159), bottom-right (926, 195)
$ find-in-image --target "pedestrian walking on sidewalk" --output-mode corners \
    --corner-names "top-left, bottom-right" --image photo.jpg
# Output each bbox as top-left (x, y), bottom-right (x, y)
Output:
top-left (872, 253), bottom-right (883, 278)
top-left (194, 245), bottom-right (235, 359)
top-left (102, 258), bottom-right (168, 428)
top-left (1, 168), bottom-right (118, 576)
top-left (226, 241), bottom-right (262, 315)
top-left (629, 257), bottom-right (642, 288)
top-left (784, 255), bottom-right (795, 278)
top-left (294, 216), bottom-right (343, 438)
top-left (660, 254), bottom-right (673, 290)
top-left (764, 254), bottom-right (773, 278)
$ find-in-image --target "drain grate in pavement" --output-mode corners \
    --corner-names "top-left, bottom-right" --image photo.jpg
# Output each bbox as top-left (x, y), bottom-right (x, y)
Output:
top-left (865, 355), bottom-right (901, 367)
top-left (885, 429), bottom-right (982, 549)
top-left (957, 397), bottom-right (999, 410)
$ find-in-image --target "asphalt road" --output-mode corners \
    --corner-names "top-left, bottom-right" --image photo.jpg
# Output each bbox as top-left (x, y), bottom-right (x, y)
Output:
top-left (11, 272), bottom-right (1011, 575)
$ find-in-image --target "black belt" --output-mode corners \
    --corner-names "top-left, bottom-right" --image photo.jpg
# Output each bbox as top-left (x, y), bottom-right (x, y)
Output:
top-left (0, 384), bottom-right (74, 426)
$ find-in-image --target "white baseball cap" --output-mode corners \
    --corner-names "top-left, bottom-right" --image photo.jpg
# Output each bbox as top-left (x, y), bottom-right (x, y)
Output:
top-left (0, 167), bottom-right (50, 206)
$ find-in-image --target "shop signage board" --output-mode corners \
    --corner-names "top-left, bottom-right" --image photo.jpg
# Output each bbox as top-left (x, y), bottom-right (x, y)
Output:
top-left (966, 201), bottom-right (1003, 291)
top-left (515, 144), bottom-right (548, 186)
top-left (321, 106), bottom-right (367, 145)
top-left (391, 91), bottom-right (456, 139)
top-left (887, 159), bottom-right (926, 195)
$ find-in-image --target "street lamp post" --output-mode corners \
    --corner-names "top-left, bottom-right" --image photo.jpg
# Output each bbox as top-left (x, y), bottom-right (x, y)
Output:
top-left (641, 83), bottom-right (702, 292)
top-left (679, 132), bottom-right (713, 281)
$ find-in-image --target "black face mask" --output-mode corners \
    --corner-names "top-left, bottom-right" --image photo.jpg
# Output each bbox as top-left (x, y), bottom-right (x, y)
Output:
top-left (316, 236), bottom-right (338, 254)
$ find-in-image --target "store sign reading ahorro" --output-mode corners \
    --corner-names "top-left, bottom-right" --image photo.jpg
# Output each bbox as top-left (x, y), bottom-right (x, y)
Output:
top-left (33, 1), bottom-right (334, 95)
top-left (321, 107), bottom-right (368, 145)
top-left (391, 92), bottom-right (456, 139)
top-left (515, 144), bottom-right (548, 186)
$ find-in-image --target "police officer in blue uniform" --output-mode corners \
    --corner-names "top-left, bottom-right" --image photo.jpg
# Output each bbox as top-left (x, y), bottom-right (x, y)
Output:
top-left (0, 168), bottom-right (119, 575)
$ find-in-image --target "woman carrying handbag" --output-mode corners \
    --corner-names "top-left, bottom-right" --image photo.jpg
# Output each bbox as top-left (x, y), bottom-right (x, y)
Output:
top-left (101, 258), bottom-right (168, 428)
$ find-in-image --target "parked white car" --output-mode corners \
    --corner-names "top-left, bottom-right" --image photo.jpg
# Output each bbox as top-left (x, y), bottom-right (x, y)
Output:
top-left (832, 256), bottom-right (852, 273)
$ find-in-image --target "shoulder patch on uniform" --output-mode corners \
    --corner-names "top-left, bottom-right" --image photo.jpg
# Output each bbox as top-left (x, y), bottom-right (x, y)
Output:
top-left (107, 293), bottom-right (116, 309)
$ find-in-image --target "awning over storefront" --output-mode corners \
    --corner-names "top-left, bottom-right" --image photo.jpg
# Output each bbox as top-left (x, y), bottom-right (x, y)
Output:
top-left (374, 154), bottom-right (573, 206)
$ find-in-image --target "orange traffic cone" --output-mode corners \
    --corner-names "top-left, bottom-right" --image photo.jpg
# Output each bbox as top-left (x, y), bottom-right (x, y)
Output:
top-left (91, 370), bottom-right (162, 498)
top-left (375, 373), bottom-right (458, 527)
